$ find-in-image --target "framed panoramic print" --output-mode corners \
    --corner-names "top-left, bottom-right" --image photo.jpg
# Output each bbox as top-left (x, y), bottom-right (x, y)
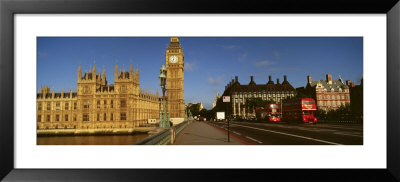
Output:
top-left (1, 0), bottom-right (400, 181)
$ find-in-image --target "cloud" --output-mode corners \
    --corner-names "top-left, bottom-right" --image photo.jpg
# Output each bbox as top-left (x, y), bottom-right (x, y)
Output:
top-left (218, 44), bottom-right (240, 50)
top-left (273, 50), bottom-right (280, 59)
top-left (202, 102), bottom-right (213, 110)
top-left (267, 67), bottom-right (301, 72)
top-left (238, 53), bottom-right (247, 62)
top-left (185, 61), bottom-right (198, 72)
top-left (254, 60), bottom-right (276, 67)
top-left (207, 76), bottom-right (223, 86)
top-left (212, 87), bottom-right (220, 94)
top-left (185, 97), bottom-right (197, 104)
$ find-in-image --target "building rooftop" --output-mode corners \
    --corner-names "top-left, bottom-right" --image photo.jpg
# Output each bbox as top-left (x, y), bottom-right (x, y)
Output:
top-left (309, 79), bottom-right (348, 92)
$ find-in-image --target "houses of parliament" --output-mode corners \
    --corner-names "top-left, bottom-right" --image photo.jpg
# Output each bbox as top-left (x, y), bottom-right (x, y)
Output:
top-left (36, 37), bottom-right (185, 131)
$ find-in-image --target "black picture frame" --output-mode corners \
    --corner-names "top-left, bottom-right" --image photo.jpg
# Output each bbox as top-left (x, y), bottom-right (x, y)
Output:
top-left (1, 0), bottom-right (399, 181)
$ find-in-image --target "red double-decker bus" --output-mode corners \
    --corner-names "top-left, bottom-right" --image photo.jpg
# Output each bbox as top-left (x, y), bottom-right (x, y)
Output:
top-left (267, 103), bottom-right (281, 122)
top-left (282, 98), bottom-right (317, 124)
top-left (255, 103), bottom-right (281, 122)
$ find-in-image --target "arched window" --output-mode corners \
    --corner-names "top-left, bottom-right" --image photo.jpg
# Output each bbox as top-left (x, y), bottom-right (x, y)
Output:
top-left (319, 95), bottom-right (322, 100)
top-left (332, 95), bottom-right (335, 100)
top-left (327, 95), bottom-right (330, 100)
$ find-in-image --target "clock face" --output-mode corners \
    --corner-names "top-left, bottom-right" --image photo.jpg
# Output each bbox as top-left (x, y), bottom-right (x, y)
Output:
top-left (169, 55), bottom-right (178, 63)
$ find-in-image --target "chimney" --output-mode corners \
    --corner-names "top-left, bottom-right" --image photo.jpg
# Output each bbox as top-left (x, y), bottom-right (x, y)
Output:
top-left (326, 74), bottom-right (332, 84)
top-left (346, 80), bottom-right (351, 86)
top-left (269, 75), bottom-right (272, 82)
top-left (284, 75), bottom-right (287, 82)
top-left (250, 76), bottom-right (254, 82)
top-left (307, 75), bottom-right (312, 84)
top-left (235, 76), bottom-right (238, 83)
top-left (351, 82), bottom-right (355, 87)
top-left (276, 78), bottom-right (280, 84)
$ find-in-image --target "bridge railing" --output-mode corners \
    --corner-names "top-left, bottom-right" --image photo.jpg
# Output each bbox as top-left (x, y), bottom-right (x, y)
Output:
top-left (135, 120), bottom-right (192, 145)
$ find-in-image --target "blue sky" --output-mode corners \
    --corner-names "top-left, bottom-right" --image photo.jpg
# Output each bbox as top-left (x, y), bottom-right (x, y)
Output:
top-left (37, 37), bottom-right (363, 109)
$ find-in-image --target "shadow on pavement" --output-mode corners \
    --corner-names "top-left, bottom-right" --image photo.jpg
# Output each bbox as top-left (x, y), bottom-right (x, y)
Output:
top-left (182, 132), bottom-right (228, 142)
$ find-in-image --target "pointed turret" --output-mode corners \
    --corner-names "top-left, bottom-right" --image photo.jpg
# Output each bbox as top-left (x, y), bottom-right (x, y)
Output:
top-left (114, 64), bottom-right (118, 81)
top-left (78, 65), bottom-right (82, 81)
top-left (136, 68), bottom-right (139, 82)
top-left (93, 64), bottom-right (96, 75)
top-left (122, 67), bottom-right (126, 79)
top-left (102, 67), bottom-right (106, 80)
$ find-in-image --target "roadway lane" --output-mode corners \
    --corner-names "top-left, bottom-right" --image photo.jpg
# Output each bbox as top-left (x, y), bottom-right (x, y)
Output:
top-left (207, 120), bottom-right (363, 145)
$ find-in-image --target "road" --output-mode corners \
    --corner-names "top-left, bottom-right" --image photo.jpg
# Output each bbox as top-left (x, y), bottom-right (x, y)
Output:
top-left (207, 120), bottom-right (363, 145)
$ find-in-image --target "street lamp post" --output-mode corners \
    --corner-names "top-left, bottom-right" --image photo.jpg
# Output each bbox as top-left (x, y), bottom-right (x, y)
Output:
top-left (158, 64), bottom-right (170, 128)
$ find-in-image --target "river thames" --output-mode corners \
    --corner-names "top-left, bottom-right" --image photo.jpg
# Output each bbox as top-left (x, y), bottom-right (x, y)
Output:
top-left (37, 133), bottom-right (150, 145)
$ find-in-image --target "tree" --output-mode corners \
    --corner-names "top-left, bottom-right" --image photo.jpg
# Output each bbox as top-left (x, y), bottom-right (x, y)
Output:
top-left (324, 105), bottom-right (352, 121)
top-left (188, 104), bottom-right (200, 117)
top-left (315, 109), bottom-right (327, 120)
top-left (245, 97), bottom-right (268, 110)
top-left (350, 84), bottom-right (363, 121)
top-left (199, 108), bottom-right (208, 117)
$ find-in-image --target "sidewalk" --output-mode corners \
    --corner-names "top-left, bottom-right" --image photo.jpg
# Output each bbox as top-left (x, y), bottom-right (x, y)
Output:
top-left (173, 121), bottom-right (244, 145)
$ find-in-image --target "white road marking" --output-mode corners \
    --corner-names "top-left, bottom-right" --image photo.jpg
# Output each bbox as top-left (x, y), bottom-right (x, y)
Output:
top-left (245, 136), bottom-right (263, 144)
top-left (311, 124), bottom-right (363, 131)
top-left (232, 131), bottom-right (241, 135)
top-left (333, 132), bottom-right (363, 137)
top-left (233, 124), bottom-right (343, 145)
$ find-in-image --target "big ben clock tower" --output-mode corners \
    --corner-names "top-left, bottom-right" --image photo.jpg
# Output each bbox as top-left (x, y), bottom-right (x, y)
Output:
top-left (166, 37), bottom-right (185, 120)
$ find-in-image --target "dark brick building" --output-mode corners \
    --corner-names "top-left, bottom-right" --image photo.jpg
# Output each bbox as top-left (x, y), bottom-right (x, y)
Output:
top-left (220, 75), bottom-right (295, 118)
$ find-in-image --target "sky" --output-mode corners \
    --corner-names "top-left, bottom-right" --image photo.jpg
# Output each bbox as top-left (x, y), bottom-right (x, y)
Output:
top-left (37, 37), bottom-right (363, 109)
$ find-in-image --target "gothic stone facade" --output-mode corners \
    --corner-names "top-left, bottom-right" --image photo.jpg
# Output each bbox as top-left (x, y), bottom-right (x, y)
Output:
top-left (305, 74), bottom-right (350, 111)
top-left (37, 64), bottom-right (160, 130)
top-left (223, 75), bottom-right (296, 118)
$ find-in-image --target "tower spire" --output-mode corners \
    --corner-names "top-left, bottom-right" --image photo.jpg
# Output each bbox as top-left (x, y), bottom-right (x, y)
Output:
top-left (102, 66), bottom-right (106, 79)
top-left (92, 62), bottom-right (96, 80)
top-left (78, 64), bottom-right (82, 81)
top-left (114, 64), bottom-right (118, 81)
